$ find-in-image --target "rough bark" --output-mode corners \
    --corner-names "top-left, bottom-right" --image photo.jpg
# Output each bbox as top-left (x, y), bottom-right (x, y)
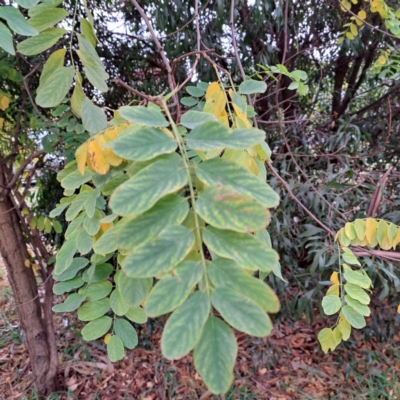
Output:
top-left (0, 162), bottom-right (58, 396)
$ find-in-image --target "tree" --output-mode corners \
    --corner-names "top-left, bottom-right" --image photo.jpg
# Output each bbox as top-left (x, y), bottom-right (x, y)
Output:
top-left (0, 0), bottom-right (399, 396)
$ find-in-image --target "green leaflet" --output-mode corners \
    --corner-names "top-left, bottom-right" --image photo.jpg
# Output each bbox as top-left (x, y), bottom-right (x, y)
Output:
top-left (121, 225), bottom-right (195, 278)
top-left (341, 305), bottom-right (366, 329)
top-left (117, 275), bottom-right (152, 307)
top-left (52, 293), bottom-right (86, 313)
top-left (53, 257), bottom-right (89, 282)
top-left (79, 281), bottom-right (112, 301)
top-left (76, 50), bottom-right (108, 93)
top-left (196, 158), bottom-right (279, 208)
top-left (161, 291), bottom-right (210, 360)
top-left (76, 228), bottom-right (94, 255)
top-left (94, 194), bottom-right (188, 254)
top-left (193, 316), bottom-right (237, 394)
top-left (106, 126), bottom-right (177, 161)
top-left (40, 49), bottom-right (66, 86)
top-left (180, 110), bottom-right (217, 129)
top-left (107, 335), bottom-right (125, 362)
top-left (238, 79), bottom-right (267, 94)
top-left (344, 295), bottom-right (370, 317)
top-left (118, 105), bottom-right (169, 127)
top-left (0, 22), bottom-right (15, 55)
top-left (82, 263), bottom-right (113, 283)
top-left (84, 188), bottom-right (100, 218)
top-left (80, 18), bottom-right (97, 47)
top-left (203, 226), bottom-right (279, 272)
top-left (61, 168), bottom-right (93, 190)
top-left (27, 8), bottom-right (68, 32)
top-left (110, 289), bottom-right (129, 316)
top-left (208, 258), bottom-right (280, 313)
top-left (81, 316), bottom-right (112, 340)
top-left (71, 72), bottom-right (85, 118)
top-left (17, 28), bottom-right (65, 56)
top-left (343, 269), bottom-right (372, 289)
top-left (16, 0), bottom-right (40, 8)
top-left (77, 34), bottom-right (108, 80)
top-left (83, 209), bottom-right (102, 236)
top-left (81, 97), bottom-right (107, 134)
top-left (28, 0), bottom-right (64, 17)
top-left (77, 298), bottom-right (110, 321)
top-left (341, 247), bottom-right (361, 266)
top-left (36, 66), bottom-right (74, 108)
top-left (321, 295), bottom-right (342, 315)
top-left (186, 121), bottom-right (265, 151)
top-left (195, 185), bottom-right (271, 233)
top-left (0, 6), bottom-right (38, 36)
top-left (145, 261), bottom-right (203, 317)
top-left (344, 283), bottom-right (370, 305)
top-left (124, 307), bottom-right (147, 324)
top-left (53, 276), bottom-right (84, 295)
top-left (113, 318), bottom-right (138, 349)
top-left (109, 156), bottom-right (187, 217)
top-left (211, 286), bottom-right (273, 337)
top-left (54, 232), bottom-right (78, 274)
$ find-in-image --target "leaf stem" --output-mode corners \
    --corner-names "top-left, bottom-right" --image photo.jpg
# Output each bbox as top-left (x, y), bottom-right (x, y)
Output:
top-left (161, 100), bottom-right (211, 295)
top-left (69, 0), bottom-right (79, 67)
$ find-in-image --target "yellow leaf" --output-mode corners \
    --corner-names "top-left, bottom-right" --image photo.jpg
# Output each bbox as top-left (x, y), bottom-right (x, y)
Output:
top-left (160, 127), bottom-right (175, 138)
top-left (358, 10), bottom-right (367, 19)
top-left (392, 228), bottom-right (400, 249)
top-left (104, 128), bottom-right (118, 140)
top-left (330, 271), bottom-right (339, 285)
top-left (365, 218), bottom-right (378, 244)
top-left (204, 91), bottom-right (226, 118)
top-left (332, 327), bottom-right (342, 347)
top-left (397, 304), bottom-right (400, 313)
top-left (100, 222), bottom-right (113, 233)
top-left (98, 134), bottom-right (123, 167)
top-left (346, 31), bottom-right (355, 40)
top-left (0, 95), bottom-right (10, 111)
top-left (218, 109), bottom-right (229, 126)
top-left (0, 118), bottom-right (4, 129)
top-left (24, 259), bottom-right (31, 268)
top-left (345, 222), bottom-right (356, 240)
top-left (232, 103), bottom-right (251, 128)
top-left (337, 316), bottom-right (351, 340)
top-left (75, 142), bottom-right (88, 176)
top-left (327, 284), bottom-right (340, 297)
top-left (350, 23), bottom-right (358, 36)
top-left (205, 82), bottom-right (222, 100)
top-left (377, 55), bottom-right (386, 65)
top-left (380, 234), bottom-right (392, 250)
top-left (104, 333), bottom-right (111, 344)
top-left (87, 137), bottom-right (110, 175)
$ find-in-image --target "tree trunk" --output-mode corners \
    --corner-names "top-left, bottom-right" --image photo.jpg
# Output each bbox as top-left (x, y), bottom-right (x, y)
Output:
top-left (0, 163), bottom-right (58, 396)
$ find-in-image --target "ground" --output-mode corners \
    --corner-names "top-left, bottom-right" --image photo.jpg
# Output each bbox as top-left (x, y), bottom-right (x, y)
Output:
top-left (0, 266), bottom-right (399, 400)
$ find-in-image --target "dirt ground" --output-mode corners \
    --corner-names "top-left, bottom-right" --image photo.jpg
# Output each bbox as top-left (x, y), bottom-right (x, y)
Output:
top-left (0, 265), bottom-right (399, 400)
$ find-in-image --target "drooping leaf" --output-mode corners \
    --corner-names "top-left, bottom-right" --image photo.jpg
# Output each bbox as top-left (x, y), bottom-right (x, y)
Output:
top-left (0, 6), bottom-right (38, 36)
top-left (212, 286), bottom-right (273, 336)
top-left (80, 18), bottom-right (97, 47)
top-left (36, 66), bottom-right (74, 108)
top-left (107, 126), bottom-right (177, 161)
top-left (109, 156), bottom-right (187, 216)
top-left (107, 335), bottom-right (125, 362)
top-left (337, 315), bottom-right (351, 341)
top-left (27, 8), bottom-right (68, 32)
top-left (196, 158), bottom-right (279, 208)
top-left (118, 105), bottom-right (169, 127)
top-left (113, 318), bottom-right (138, 349)
top-left (203, 226), bottom-right (279, 272)
top-left (83, 209), bottom-right (102, 236)
top-left (208, 258), bottom-right (280, 313)
top-left (71, 72), bottom-right (85, 118)
top-left (161, 291), bottom-right (210, 360)
top-left (17, 28), bottom-right (65, 56)
top-left (145, 261), bottom-right (203, 317)
top-left (318, 328), bottom-right (338, 354)
top-left (76, 228), bottom-right (94, 255)
top-left (54, 234), bottom-right (77, 274)
top-left (76, 49), bottom-right (108, 92)
top-left (122, 225), bottom-right (195, 278)
top-left (321, 295), bottom-right (342, 315)
top-left (195, 186), bottom-right (270, 233)
top-left (81, 316), bottom-right (112, 340)
top-left (365, 218), bottom-right (378, 244)
top-left (193, 316), bottom-right (237, 394)
top-left (81, 97), bottom-right (107, 134)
